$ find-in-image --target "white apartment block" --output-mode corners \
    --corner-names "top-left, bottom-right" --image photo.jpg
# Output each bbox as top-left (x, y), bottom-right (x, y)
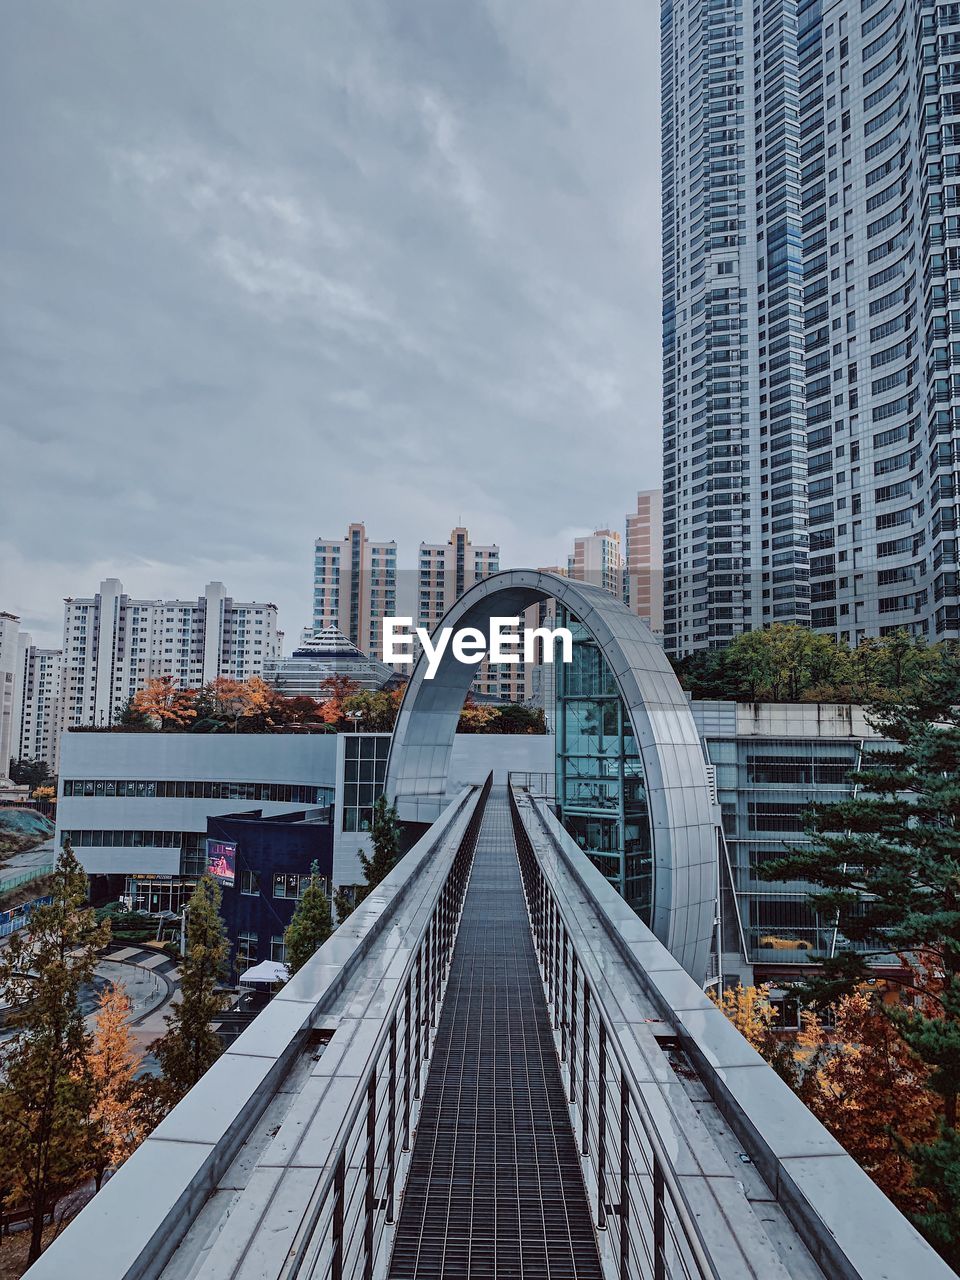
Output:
top-left (626, 490), bottom-right (665, 636)
top-left (567, 529), bottom-right (624, 600)
top-left (14, 637), bottom-right (63, 773)
top-left (61, 579), bottom-right (280, 730)
top-left (311, 523), bottom-right (397, 658)
top-left (0, 613), bottom-right (20, 779)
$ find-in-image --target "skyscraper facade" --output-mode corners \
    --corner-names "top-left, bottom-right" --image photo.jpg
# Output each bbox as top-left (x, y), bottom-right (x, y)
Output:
top-left (14, 638), bottom-right (63, 772)
top-left (567, 529), bottom-right (625, 599)
top-left (663, 0), bottom-right (960, 654)
top-left (418, 528), bottom-right (529, 700)
top-left (0, 613), bottom-right (20, 779)
top-left (626, 489), bottom-right (665, 634)
top-left (662, 0), bottom-right (808, 656)
top-left (311, 523), bottom-right (397, 657)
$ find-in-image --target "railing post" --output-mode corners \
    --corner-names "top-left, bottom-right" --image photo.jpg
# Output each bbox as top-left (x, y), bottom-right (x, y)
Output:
top-left (332, 1151), bottom-right (346, 1280)
top-left (654, 1161), bottom-right (666, 1280)
top-left (552, 905), bottom-right (561, 1028)
top-left (403, 975), bottom-right (412, 1150)
top-left (387, 1018), bottom-right (397, 1224)
top-left (364, 1071), bottom-right (376, 1280)
top-left (560, 927), bottom-right (568, 1060)
top-left (620, 1077), bottom-right (630, 1280)
top-left (597, 1021), bottom-right (607, 1231)
top-left (581, 982), bottom-right (591, 1157)
top-left (414, 949), bottom-right (423, 1101)
top-left (570, 953), bottom-right (579, 1103)
top-left (429, 914), bottom-right (438, 1028)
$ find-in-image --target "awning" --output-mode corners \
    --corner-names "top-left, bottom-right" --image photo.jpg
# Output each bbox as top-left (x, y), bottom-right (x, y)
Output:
top-left (238, 960), bottom-right (289, 986)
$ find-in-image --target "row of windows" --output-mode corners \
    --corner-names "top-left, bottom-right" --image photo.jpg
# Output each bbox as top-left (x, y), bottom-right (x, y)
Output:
top-left (745, 755), bottom-right (855, 784)
top-left (61, 829), bottom-right (204, 849)
top-left (237, 870), bottom-right (327, 900)
top-left (62, 779), bottom-right (333, 804)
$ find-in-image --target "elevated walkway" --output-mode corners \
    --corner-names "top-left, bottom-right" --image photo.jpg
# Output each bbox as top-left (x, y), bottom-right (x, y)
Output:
top-left (389, 792), bottom-right (601, 1279)
top-left (25, 779), bottom-right (955, 1280)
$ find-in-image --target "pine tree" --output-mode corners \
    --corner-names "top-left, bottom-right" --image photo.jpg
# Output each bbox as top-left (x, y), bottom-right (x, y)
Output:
top-left (150, 876), bottom-right (229, 1106)
top-left (762, 652), bottom-right (960, 1266)
top-left (0, 840), bottom-right (109, 1264)
top-left (283, 863), bottom-right (333, 976)
top-left (333, 887), bottom-right (355, 925)
top-left (355, 795), bottom-right (402, 905)
top-left (87, 982), bottom-right (146, 1189)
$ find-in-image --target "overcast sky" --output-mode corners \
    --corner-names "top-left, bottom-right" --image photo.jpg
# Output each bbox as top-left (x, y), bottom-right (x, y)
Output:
top-left (1, 1), bottom-right (662, 649)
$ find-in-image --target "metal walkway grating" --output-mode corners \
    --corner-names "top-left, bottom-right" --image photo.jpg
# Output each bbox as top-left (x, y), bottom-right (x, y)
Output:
top-left (388, 790), bottom-right (603, 1280)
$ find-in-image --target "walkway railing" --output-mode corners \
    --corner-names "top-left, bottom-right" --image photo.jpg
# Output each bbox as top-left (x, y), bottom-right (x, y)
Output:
top-left (24, 777), bottom-right (492, 1280)
top-left (287, 772), bottom-right (492, 1280)
top-left (511, 785), bottom-right (717, 1280)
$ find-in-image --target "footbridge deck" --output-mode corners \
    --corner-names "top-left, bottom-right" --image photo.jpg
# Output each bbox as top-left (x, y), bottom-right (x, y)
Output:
top-left (25, 779), bottom-right (954, 1280)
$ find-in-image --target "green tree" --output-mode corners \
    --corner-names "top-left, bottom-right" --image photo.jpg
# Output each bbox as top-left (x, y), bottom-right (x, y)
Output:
top-left (724, 628), bottom-right (778, 700)
top-left (490, 704), bottom-right (547, 734)
top-left (333, 887), bottom-right (356, 925)
top-left (355, 795), bottom-right (403, 906)
top-left (284, 863), bottom-right (333, 976)
top-left (0, 840), bottom-right (109, 1263)
top-left (762, 655), bottom-right (960, 1267)
top-left (8, 757), bottom-right (50, 790)
top-left (150, 876), bottom-right (229, 1106)
top-left (116, 695), bottom-right (150, 731)
top-left (342, 689), bottom-right (402, 732)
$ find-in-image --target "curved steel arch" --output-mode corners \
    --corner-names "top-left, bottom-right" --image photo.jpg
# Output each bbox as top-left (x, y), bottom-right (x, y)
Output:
top-left (385, 569), bottom-right (718, 978)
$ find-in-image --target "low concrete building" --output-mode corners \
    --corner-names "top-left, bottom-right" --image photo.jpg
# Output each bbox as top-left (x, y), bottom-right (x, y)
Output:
top-left (56, 729), bottom-right (553, 906)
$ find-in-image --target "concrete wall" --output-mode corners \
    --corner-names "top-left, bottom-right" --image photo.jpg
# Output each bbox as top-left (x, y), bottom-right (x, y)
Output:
top-left (57, 731), bottom-right (554, 882)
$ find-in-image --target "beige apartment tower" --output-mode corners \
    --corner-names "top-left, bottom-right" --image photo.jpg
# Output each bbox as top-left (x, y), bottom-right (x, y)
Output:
top-left (311, 523), bottom-right (397, 657)
top-left (626, 489), bottom-right (664, 637)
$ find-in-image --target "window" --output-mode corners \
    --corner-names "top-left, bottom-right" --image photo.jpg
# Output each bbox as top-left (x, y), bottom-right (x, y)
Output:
top-left (273, 872), bottom-right (323, 900)
top-left (236, 932), bottom-right (258, 971)
top-left (270, 936), bottom-right (287, 963)
top-left (239, 870), bottom-right (258, 897)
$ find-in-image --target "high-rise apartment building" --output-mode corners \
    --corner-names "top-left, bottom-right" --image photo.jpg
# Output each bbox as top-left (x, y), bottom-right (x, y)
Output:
top-left (661, 0), bottom-right (808, 656)
top-left (14, 637), bottom-right (63, 772)
top-left (663, 0), bottom-right (960, 654)
top-left (311, 524), bottom-right (397, 657)
top-left (626, 490), bottom-right (665, 635)
top-left (60, 579), bottom-right (280, 729)
top-left (567, 529), bottom-right (625, 599)
top-left (0, 613), bottom-right (20, 779)
top-left (417, 527), bottom-right (499, 628)
top-left (797, 0), bottom-right (959, 643)
top-left (417, 528), bottom-right (525, 700)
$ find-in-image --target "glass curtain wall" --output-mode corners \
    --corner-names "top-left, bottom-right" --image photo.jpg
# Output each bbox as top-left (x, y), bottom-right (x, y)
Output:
top-left (554, 607), bottom-right (654, 919)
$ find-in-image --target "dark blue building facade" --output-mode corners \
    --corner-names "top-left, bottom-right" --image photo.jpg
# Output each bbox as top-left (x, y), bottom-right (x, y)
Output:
top-left (206, 807), bottom-right (334, 980)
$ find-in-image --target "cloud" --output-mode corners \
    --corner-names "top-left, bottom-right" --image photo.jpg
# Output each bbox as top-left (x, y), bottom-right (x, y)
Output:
top-left (0, 0), bottom-right (661, 648)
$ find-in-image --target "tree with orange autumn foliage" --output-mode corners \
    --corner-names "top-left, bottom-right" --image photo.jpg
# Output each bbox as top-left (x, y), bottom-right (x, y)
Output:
top-left (456, 695), bottom-right (497, 734)
top-left (709, 983), bottom-right (799, 1084)
top-left (317, 675), bottom-right (362, 727)
top-left (131, 677), bottom-right (197, 729)
top-left (86, 982), bottom-right (147, 1190)
top-left (200, 676), bottom-right (275, 731)
top-left (796, 991), bottom-right (939, 1213)
top-left (714, 983), bottom-right (943, 1220)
